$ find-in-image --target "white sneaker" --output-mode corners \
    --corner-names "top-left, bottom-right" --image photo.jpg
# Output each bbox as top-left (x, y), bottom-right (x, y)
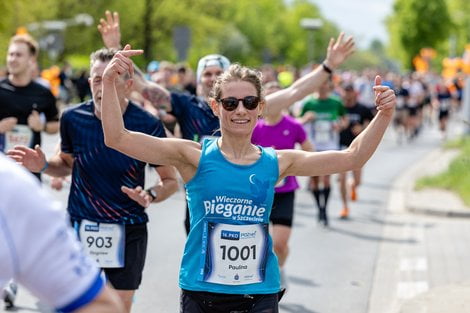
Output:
top-left (3, 281), bottom-right (17, 309)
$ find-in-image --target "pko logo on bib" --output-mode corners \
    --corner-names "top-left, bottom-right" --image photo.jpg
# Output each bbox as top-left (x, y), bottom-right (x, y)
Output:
top-left (221, 230), bottom-right (240, 240)
top-left (85, 224), bottom-right (100, 232)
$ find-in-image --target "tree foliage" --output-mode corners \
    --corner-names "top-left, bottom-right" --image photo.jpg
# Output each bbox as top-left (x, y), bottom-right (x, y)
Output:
top-left (447, 0), bottom-right (470, 56)
top-left (0, 0), bottom-right (375, 71)
top-left (387, 0), bottom-right (452, 69)
top-left (0, 0), bottom-right (338, 65)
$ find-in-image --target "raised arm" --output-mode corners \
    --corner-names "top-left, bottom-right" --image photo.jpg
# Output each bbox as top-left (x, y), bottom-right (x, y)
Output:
top-left (101, 45), bottom-right (199, 179)
top-left (264, 33), bottom-right (354, 118)
top-left (98, 10), bottom-right (121, 49)
top-left (132, 69), bottom-right (172, 111)
top-left (98, 11), bottom-right (173, 112)
top-left (279, 75), bottom-right (395, 178)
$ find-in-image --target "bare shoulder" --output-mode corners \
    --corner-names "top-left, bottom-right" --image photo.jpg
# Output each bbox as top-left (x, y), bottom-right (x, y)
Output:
top-left (163, 137), bottom-right (200, 163)
top-left (275, 149), bottom-right (299, 176)
top-left (171, 139), bottom-right (202, 182)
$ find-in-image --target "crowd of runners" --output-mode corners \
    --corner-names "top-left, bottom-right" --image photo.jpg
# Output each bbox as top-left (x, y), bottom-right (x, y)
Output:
top-left (0, 9), bottom-right (465, 313)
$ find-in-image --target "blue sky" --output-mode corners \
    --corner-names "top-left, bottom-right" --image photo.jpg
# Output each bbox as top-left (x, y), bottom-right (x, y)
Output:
top-left (312, 0), bottom-right (395, 48)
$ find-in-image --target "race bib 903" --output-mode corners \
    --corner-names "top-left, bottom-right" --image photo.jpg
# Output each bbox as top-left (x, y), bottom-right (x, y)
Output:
top-left (78, 219), bottom-right (125, 268)
top-left (199, 222), bottom-right (269, 285)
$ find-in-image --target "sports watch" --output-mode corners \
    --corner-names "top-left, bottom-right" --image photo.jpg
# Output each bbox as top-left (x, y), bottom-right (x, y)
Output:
top-left (146, 188), bottom-right (157, 202)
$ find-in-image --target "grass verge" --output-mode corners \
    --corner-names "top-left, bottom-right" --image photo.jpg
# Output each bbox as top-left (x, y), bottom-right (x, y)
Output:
top-left (416, 136), bottom-right (470, 207)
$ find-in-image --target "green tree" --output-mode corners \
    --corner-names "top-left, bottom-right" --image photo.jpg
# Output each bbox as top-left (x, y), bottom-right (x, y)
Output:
top-left (274, 0), bottom-right (339, 67)
top-left (447, 0), bottom-right (470, 57)
top-left (0, 0), bottom-right (359, 71)
top-left (387, 0), bottom-right (452, 69)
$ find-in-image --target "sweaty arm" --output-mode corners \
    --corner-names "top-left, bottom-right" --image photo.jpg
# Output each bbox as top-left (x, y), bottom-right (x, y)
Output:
top-left (132, 68), bottom-right (172, 112)
top-left (278, 76), bottom-right (395, 178)
top-left (0, 156), bottom-right (124, 313)
top-left (101, 46), bottom-right (200, 172)
top-left (264, 33), bottom-right (355, 118)
top-left (45, 150), bottom-right (74, 177)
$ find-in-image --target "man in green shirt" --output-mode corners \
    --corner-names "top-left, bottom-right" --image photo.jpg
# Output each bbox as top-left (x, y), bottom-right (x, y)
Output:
top-left (300, 76), bottom-right (345, 226)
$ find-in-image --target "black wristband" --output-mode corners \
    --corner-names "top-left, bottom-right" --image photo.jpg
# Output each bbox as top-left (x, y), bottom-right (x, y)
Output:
top-left (322, 62), bottom-right (333, 74)
top-left (146, 188), bottom-right (157, 202)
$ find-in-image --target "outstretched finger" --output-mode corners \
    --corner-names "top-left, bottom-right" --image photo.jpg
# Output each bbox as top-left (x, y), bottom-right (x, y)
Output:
top-left (121, 45), bottom-right (143, 76)
top-left (327, 37), bottom-right (335, 51)
top-left (121, 186), bottom-right (133, 195)
top-left (374, 75), bottom-right (382, 87)
top-left (121, 45), bottom-right (143, 57)
top-left (99, 18), bottom-right (107, 29)
top-left (374, 75), bottom-right (382, 95)
top-left (344, 36), bottom-right (355, 50)
top-left (121, 44), bottom-right (141, 55)
top-left (113, 11), bottom-right (120, 27)
top-left (105, 10), bottom-right (113, 26)
top-left (334, 32), bottom-right (345, 48)
top-left (6, 149), bottom-right (25, 158)
top-left (7, 155), bottom-right (23, 163)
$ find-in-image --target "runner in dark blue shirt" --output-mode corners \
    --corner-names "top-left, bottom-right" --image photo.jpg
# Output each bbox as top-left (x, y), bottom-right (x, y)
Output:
top-left (60, 99), bottom-right (164, 224)
top-left (170, 92), bottom-right (220, 141)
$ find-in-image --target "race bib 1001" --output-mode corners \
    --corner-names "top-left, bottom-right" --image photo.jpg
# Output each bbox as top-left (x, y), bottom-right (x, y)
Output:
top-left (200, 222), bottom-right (268, 286)
top-left (78, 219), bottom-right (125, 268)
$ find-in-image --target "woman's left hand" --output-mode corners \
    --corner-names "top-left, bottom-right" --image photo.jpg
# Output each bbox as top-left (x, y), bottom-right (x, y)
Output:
top-left (373, 75), bottom-right (396, 117)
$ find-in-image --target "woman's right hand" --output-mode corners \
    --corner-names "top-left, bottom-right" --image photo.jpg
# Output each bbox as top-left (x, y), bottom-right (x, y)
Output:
top-left (102, 44), bottom-right (143, 83)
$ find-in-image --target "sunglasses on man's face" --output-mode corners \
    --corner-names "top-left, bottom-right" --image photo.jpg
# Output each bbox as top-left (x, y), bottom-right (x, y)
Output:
top-left (217, 96), bottom-right (260, 111)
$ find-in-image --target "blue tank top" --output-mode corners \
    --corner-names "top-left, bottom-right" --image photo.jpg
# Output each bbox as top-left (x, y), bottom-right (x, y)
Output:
top-left (180, 138), bottom-right (281, 294)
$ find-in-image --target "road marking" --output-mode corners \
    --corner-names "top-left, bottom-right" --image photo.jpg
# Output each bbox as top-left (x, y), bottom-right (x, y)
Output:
top-left (400, 257), bottom-right (427, 271)
top-left (397, 281), bottom-right (429, 299)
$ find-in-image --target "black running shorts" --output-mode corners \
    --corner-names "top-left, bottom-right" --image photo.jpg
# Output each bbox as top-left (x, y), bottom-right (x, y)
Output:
top-left (270, 191), bottom-right (295, 227)
top-left (104, 223), bottom-right (148, 290)
top-left (180, 289), bottom-right (280, 313)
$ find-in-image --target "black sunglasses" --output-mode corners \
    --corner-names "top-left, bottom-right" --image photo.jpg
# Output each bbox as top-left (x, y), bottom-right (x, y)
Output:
top-left (217, 96), bottom-right (260, 111)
